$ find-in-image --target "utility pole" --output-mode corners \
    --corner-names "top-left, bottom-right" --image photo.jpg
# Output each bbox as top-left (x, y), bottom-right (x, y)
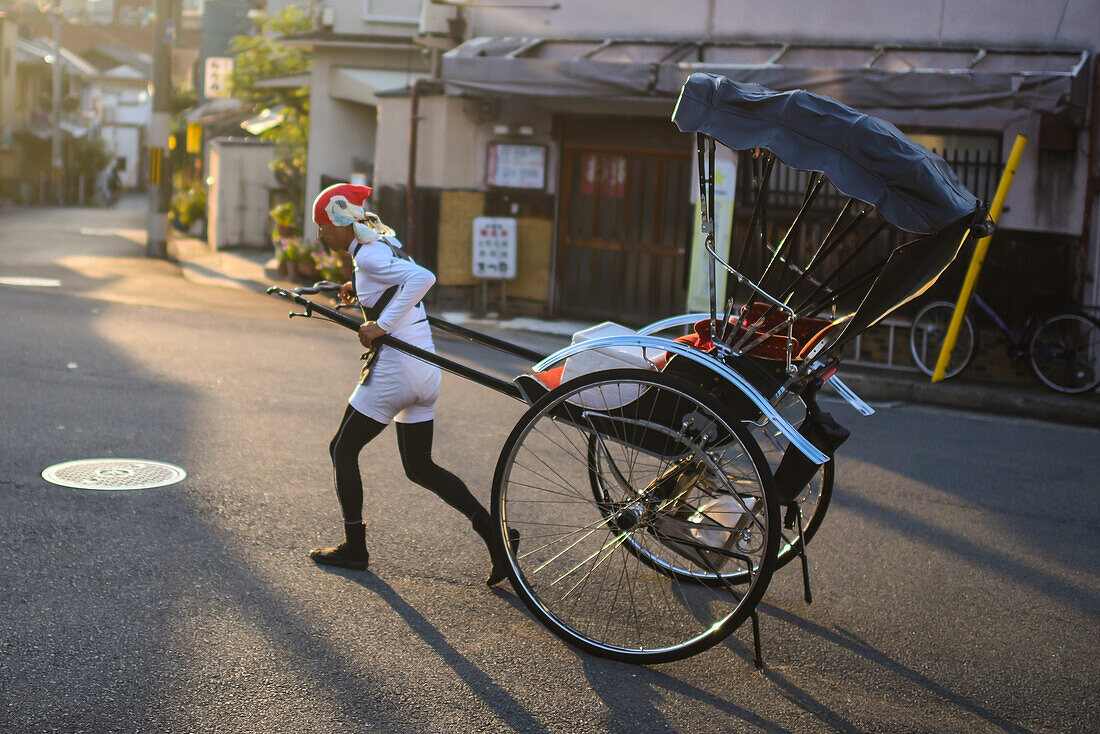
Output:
top-left (147, 0), bottom-right (173, 258)
top-left (50, 1), bottom-right (62, 205)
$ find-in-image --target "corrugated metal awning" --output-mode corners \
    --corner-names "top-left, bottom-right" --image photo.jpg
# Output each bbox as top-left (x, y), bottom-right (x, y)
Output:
top-left (442, 38), bottom-right (1090, 115)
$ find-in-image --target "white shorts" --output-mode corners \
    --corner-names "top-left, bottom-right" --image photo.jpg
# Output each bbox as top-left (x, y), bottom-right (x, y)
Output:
top-left (348, 347), bottom-right (441, 424)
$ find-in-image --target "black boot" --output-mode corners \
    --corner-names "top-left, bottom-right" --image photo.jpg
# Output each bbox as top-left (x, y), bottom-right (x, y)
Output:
top-left (310, 521), bottom-right (369, 571)
top-left (472, 511), bottom-right (520, 587)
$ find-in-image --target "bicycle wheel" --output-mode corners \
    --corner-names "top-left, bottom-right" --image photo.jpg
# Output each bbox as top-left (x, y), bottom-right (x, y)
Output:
top-left (1028, 313), bottom-right (1100, 394)
top-left (492, 368), bottom-right (779, 664)
top-left (909, 301), bottom-right (976, 378)
top-left (588, 390), bottom-right (832, 586)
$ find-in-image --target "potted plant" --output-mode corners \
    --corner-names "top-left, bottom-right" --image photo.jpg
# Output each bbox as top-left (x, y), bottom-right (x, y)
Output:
top-left (273, 236), bottom-right (299, 278)
top-left (294, 238), bottom-right (321, 280)
top-left (315, 248), bottom-right (347, 284)
top-left (170, 175), bottom-right (207, 235)
top-left (269, 202), bottom-right (299, 237)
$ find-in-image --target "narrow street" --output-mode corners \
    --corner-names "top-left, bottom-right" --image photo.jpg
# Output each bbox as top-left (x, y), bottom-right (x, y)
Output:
top-left (0, 200), bottom-right (1096, 733)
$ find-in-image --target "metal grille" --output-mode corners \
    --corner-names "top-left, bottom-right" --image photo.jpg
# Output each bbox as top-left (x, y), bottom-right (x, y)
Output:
top-left (41, 459), bottom-right (187, 491)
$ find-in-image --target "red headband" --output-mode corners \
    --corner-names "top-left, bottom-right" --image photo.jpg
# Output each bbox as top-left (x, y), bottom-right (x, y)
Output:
top-left (312, 183), bottom-right (373, 227)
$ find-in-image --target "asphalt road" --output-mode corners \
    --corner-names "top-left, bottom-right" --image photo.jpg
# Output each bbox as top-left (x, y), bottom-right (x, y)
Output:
top-left (0, 201), bottom-right (1097, 733)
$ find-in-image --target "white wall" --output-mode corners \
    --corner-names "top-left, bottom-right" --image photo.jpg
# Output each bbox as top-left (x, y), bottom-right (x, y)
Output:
top-left (313, 0), bottom-right (421, 37)
top-left (464, 0), bottom-right (1099, 52)
top-left (208, 139), bottom-right (279, 249)
top-left (303, 41), bottom-right (429, 225)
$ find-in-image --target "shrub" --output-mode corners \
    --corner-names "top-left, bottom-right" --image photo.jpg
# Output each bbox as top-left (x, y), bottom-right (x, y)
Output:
top-left (171, 172), bottom-right (207, 228)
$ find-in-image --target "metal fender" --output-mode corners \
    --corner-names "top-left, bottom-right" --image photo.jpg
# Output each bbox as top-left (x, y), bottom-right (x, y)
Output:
top-left (532, 335), bottom-right (829, 464)
top-left (637, 313), bottom-right (709, 335)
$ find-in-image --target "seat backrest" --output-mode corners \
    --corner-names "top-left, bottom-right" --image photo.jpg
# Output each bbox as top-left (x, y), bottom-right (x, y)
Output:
top-left (691, 305), bottom-right (832, 361)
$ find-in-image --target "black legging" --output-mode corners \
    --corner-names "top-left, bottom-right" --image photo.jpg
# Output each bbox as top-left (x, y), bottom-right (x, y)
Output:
top-left (328, 403), bottom-right (487, 524)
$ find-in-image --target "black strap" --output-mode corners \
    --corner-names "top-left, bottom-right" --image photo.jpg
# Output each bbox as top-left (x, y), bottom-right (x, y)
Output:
top-left (360, 285), bottom-right (399, 322)
top-left (379, 236), bottom-right (412, 262)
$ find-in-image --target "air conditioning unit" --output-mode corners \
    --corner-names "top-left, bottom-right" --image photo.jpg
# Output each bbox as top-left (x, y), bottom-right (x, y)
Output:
top-left (419, 1), bottom-right (456, 35)
top-left (320, 6), bottom-right (335, 29)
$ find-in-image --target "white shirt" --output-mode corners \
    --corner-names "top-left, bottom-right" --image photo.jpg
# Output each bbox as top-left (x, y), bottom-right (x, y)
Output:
top-left (347, 234), bottom-right (441, 423)
top-left (352, 235), bottom-right (435, 343)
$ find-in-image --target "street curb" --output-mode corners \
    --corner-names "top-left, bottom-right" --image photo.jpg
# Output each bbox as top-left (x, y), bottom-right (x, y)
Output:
top-left (839, 369), bottom-right (1100, 427)
top-left (165, 233), bottom-right (1099, 429)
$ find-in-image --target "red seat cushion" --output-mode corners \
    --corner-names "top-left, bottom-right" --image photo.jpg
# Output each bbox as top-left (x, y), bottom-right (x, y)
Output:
top-left (693, 305), bottom-right (832, 361)
top-left (533, 365), bottom-right (565, 390)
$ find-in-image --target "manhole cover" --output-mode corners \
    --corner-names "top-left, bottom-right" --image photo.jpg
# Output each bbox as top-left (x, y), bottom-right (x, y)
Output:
top-left (41, 459), bottom-right (187, 490)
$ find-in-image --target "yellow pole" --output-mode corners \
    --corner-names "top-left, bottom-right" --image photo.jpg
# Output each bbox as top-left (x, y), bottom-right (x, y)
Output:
top-left (931, 134), bottom-right (1028, 382)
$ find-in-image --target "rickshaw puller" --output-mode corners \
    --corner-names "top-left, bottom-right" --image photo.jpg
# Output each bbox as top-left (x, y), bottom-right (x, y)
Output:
top-left (308, 183), bottom-right (516, 585)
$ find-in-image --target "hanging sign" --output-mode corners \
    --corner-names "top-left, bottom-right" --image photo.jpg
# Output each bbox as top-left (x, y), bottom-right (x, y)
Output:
top-left (204, 57), bottom-right (234, 99)
top-left (472, 217), bottom-right (517, 280)
top-left (487, 143), bottom-right (546, 190)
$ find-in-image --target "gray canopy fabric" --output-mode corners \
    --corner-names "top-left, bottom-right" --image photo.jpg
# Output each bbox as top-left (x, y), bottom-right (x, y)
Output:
top-left (672, 73), bottom-right (981, 235)
top-left (672, 73), bottom-right (984, 352)
top-left (441, 38), bottom-right (1089, 116)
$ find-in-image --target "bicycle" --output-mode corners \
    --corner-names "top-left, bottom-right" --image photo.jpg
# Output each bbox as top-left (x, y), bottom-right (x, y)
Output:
top-left (909, 293), bottom-right (1100, 394)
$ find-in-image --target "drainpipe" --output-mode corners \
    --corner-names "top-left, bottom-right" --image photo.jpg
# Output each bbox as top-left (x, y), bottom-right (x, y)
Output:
top-left (405, 78), bottom-right (423, 255)
top-left (1076, 59), bottom-right (1100, 306)
top-left (50, 3), bottom-right (62, 205)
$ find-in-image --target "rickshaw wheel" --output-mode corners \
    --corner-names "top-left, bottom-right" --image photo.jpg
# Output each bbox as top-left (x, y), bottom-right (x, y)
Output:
top-left (492, 368), bottom-right (779, 664)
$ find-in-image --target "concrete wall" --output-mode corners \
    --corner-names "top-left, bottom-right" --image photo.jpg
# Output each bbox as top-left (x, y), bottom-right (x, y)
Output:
top-left (303, 41), bottom-right (430, 229)
top-left (465, 0), bottom-right (1099, 52)
top-left (315, 0), bottom-right (422, 37)
top-left (374, 94), bottom-right (484, 189)
top-left (375, 94), bottom-right (557, 194)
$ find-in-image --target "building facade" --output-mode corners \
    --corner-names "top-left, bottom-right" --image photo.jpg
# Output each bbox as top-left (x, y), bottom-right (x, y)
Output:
top-left (302, 0), bottom-right (1099, 331)
top-left (284, 0), bottom-right (447, 237)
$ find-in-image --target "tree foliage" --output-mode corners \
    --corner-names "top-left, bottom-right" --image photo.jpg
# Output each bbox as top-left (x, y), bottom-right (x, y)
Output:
top-left (227, 6), bottom-right (312, 223)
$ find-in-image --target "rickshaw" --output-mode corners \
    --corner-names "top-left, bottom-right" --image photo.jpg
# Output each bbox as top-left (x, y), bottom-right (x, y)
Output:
top-left (268, 72), bottom-right (988, 666)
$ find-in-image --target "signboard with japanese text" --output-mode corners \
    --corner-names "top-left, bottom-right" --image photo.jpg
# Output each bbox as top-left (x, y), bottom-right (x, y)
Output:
top-left (486, 143), bottom-right (546, 190)
top-left (204, 57), bottom-right (234, 99)
top-left (472, 217), bottom-right (517, 280)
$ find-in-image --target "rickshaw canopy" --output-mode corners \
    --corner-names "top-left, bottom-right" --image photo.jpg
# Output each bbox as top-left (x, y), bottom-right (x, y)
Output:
top-left (672, 72), bottom-right (986, 353)
top-left (672, 72), bottom-right (981, 235)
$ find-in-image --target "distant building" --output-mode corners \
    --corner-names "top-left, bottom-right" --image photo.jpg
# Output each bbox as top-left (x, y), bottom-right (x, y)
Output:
top-left (81, 44), bottom-right (154, 189)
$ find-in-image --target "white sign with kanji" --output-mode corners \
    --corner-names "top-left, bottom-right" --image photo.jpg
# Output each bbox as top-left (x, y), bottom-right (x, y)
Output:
top-left (204, 57), bottom-right (234, 99)
top-left (472, 217), bottom-right (517, 280)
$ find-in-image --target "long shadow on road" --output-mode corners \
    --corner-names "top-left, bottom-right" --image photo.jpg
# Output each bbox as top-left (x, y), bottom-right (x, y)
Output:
top-left (753, 601), bottom-right (1035, 734)
top-left (339, 572), bottom-right (548, 732)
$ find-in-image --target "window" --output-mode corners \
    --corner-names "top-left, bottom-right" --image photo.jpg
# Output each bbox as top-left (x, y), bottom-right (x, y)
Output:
top-left (362, 0), bottom-right (420, 24)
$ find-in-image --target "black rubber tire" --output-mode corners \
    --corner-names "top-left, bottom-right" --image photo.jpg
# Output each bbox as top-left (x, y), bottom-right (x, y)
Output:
top-left (1028, 312), bottom-right (1100, 394)
top-left (909, 301), bottom-right (976, 378)
top-left (492, 368), bottom-right (779, 664)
